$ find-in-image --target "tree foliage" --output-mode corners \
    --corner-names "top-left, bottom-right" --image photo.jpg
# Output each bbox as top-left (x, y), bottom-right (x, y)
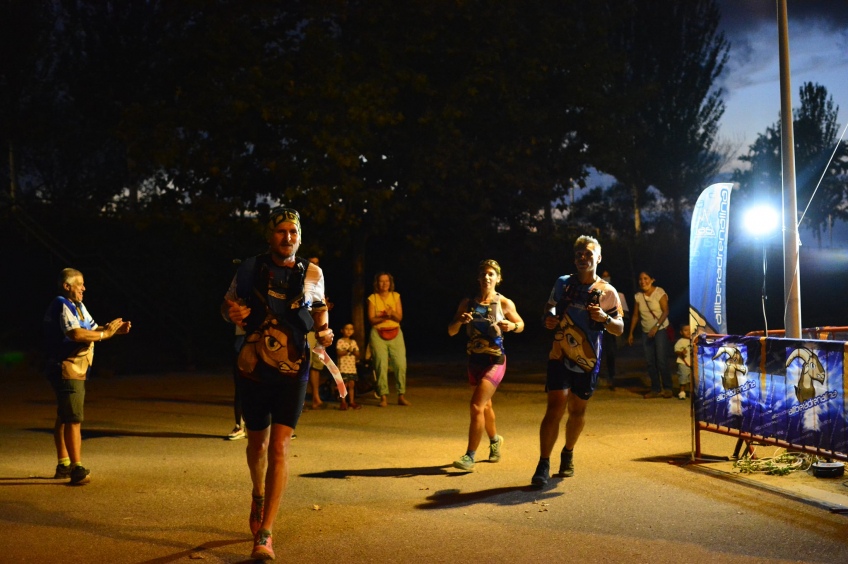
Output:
top-left (2, 0), bottom-right (755, 365)
top-left (733, 82), bottom-right (848, 246)
top-left (589, 0), bottom-right (729, 238)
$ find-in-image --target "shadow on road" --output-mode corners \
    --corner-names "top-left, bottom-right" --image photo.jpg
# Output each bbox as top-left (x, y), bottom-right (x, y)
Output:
top-left (137, 538), bottom-right (248, 564)
top-left (0, 476), bottom-right (75, 486)
top-left (415, 484), bottom-right (564, 509)
top-left (300, 464), bottom-right (458, 479)
top-left (633, 452), bottom-right (696, 464)
top-left (24, 427), bottom-right (224, 440)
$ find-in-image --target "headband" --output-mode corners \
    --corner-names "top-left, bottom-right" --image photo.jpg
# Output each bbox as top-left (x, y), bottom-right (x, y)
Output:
top-left (267, 207), bottom-right (301, 235)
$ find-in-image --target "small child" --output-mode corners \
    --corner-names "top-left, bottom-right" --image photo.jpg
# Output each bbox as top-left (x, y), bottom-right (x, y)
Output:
top-left (674, 324), bottom-right (692, 400)
top-left (335, 323), bottom-right (361, 410)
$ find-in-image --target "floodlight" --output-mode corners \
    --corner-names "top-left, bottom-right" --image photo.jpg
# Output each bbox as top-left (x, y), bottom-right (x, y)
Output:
top-left (743, 204), bottom-right (780, 237)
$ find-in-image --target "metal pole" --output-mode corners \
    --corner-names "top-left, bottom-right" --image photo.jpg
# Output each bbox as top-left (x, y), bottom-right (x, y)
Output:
top-left (777, 0), bottom-right (802, 338)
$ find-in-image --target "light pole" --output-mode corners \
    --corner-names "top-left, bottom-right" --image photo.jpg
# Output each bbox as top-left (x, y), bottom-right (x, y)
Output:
top-left (777, 0), bottom-right (802, 337)
top-left (744, 205), bottom-right (780, 334)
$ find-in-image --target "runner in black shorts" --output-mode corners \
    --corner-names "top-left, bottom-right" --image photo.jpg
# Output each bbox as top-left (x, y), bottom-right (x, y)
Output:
top-left (240, 377), bottom-right (309, 430)
top-left (222, 207), bottom-right (333, 561)
top-left (545, 359), bottom-right (597, 401)
top-left (531, 235), bottom-right (623, 487)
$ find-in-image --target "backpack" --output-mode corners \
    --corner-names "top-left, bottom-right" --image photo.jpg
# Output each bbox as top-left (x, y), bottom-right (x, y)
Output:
top-left (235, 254), bottom-right (314, 379)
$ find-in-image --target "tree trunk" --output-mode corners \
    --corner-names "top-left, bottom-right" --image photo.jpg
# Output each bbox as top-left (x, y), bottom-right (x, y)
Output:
top-left (542, 200), bottom-right (553, 236)
top-left (631, 183), bottom-right (642, 235)
top-left (351, 233), bottom-right (368, 353)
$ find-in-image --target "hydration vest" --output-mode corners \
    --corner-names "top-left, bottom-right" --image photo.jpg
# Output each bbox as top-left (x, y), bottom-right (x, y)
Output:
top-left (235, 254), bottom-right (314, 380)
top-left (465, 295), bottom-right (505, 364)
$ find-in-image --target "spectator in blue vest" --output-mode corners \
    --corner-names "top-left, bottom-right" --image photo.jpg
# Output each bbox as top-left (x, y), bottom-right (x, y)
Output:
top-left (43, 268), bottom-right (131, 485)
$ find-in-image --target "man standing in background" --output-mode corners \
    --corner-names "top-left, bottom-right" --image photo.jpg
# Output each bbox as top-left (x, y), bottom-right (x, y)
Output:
top-left (43, 268), bottom-right (131, 485)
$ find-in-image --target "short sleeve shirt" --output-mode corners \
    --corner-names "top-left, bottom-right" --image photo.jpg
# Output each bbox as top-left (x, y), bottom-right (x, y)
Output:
top-left (546, 275), bottom-right (622, 376)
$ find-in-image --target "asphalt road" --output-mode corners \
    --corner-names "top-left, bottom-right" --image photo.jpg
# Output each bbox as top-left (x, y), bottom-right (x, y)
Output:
top-left (1, 351), bottom-right (847, 563)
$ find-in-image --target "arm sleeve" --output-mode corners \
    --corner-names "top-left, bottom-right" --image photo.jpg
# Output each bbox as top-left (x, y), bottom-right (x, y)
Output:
top-left (304, 263), bottom-right (326, 308)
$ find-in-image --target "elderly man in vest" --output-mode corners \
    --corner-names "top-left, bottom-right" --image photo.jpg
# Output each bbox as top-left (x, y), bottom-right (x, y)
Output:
top-left (43, 268), bottom-right (131, 485)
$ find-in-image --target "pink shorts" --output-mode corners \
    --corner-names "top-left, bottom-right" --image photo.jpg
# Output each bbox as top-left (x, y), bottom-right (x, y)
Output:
top-left (467, 356), bottom-right (507, 388)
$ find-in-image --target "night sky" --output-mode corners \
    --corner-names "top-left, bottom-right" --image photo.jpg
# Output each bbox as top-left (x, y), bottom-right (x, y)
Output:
top-left (717, 0), bottom-right (848, 172)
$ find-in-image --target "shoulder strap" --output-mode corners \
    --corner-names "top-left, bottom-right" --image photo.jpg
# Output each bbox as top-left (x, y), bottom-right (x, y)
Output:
top-left (556, 274), bottom-right (580, 307)
top-left (235, 255), bottom-right (263, 301)
top-left (57, 296), bottom-right (81, 321)
top-left (642, 291), bottom-right (661, 320)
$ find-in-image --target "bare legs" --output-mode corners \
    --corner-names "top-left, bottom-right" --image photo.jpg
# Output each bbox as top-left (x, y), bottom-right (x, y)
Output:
top-left (309, 368), bottom-right (323, 409)
top-left (339, 380), bottom-right (359, 410)
top-left (246, 423), bottom-right (294, 533)
top-left (538, 390), bottom-right (588, 457)
top-left (53, 419), bottom-right (82, 464)
top-left (466, 379), bottom-right (497, 454)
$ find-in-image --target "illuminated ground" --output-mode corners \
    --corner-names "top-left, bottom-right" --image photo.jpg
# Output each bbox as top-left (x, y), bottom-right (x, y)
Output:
top-left (1, 352), bottom-right (846, 563)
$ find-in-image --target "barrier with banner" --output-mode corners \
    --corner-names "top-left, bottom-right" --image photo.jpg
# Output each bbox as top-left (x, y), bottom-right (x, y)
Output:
top-left (694, 330), bottom-right (848, 461)
top-left (688, 183), bottom-right (847, 461)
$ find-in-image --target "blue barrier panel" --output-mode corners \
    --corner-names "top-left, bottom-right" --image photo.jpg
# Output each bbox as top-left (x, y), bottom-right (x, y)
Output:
top-left (695, 332), bottom-right (847, 459)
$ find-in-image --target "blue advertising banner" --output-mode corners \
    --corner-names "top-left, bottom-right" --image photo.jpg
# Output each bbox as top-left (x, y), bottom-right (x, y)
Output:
top-left (696, 335), bottom-right (847, 455)
top-left (689, 183), bottom-right (732, 335)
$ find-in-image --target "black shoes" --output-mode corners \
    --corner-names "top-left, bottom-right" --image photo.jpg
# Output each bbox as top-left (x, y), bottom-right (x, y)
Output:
top-left (69, 465), bottom-right (91, 485)
top-left (54, 463), bottom-right (72, 479)
top-left (531, 459), bottom-right (550, 487)
top-left (557, 448), bottom-right (575, 478)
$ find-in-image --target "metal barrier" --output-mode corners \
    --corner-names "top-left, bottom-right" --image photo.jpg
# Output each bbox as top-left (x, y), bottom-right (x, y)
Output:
top-left (693, 328), bottom-right (848, 462)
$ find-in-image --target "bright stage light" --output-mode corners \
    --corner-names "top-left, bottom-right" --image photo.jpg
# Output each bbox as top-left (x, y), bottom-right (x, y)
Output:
top-left (743, 204), bottom-right (780, 237)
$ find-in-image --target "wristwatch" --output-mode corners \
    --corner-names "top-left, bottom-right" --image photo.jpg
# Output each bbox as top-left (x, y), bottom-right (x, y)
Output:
top-left (604, 314), bottom-right (613, 326)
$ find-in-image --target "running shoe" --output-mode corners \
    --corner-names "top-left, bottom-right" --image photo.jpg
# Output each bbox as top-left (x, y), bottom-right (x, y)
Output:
top-left (452, 454), bottom-right (475, 472)
top-left (69, 465), bottom-right (91, 485)
top-left (251, 529), bottom-right (274, 560)
top-left (531, 459), bottom-right (550, 487)
top-left (557, 448), bottom-right (575, 477)
top-left (488, 435), bottom-right (504, 462)
top-left (227, 425), bottom-right (245, 440)
top-left (54, 463), bottom-right (72, 479)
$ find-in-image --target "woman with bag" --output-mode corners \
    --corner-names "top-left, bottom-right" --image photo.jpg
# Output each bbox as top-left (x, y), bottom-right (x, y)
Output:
top-left (368, 272), bottom-right (410, 407)
top-left (627, 271), bottom-right (674, 398)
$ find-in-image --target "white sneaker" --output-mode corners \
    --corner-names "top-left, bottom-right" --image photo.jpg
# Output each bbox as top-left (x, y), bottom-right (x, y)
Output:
top-left (227, 425), bottom-right (246, 440)
top-left (677, 390), bottom-right (687, 400)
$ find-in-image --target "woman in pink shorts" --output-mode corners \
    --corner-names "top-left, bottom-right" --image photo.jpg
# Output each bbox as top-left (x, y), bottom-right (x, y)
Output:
top-left (447, 259), bottom-right (524, 472)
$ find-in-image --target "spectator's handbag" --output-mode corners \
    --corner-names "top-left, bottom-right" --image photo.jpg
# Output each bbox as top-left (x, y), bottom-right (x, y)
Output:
top-left (62, 343), bottom-right (94, 380)
top-left (377, 326), bottom-right (399, 340)
top-left (644, 295), bottom-right (674, 341)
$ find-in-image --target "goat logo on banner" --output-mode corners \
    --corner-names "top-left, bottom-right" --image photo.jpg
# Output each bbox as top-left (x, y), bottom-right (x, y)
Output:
top-left (696, 335), bottom-right (846, 455)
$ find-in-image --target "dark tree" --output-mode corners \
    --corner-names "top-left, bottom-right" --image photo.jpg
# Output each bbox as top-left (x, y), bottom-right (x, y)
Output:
top-left (589, 0), bottom-right (729, 239)
top-left (109, 0), bottom-right (614, 345)
top-left (1, 0), bottom-right (740, 363)
top-left (733, 82), bottom-right (848, 247)
top-left (0, 0), bottom-right (55, 205)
